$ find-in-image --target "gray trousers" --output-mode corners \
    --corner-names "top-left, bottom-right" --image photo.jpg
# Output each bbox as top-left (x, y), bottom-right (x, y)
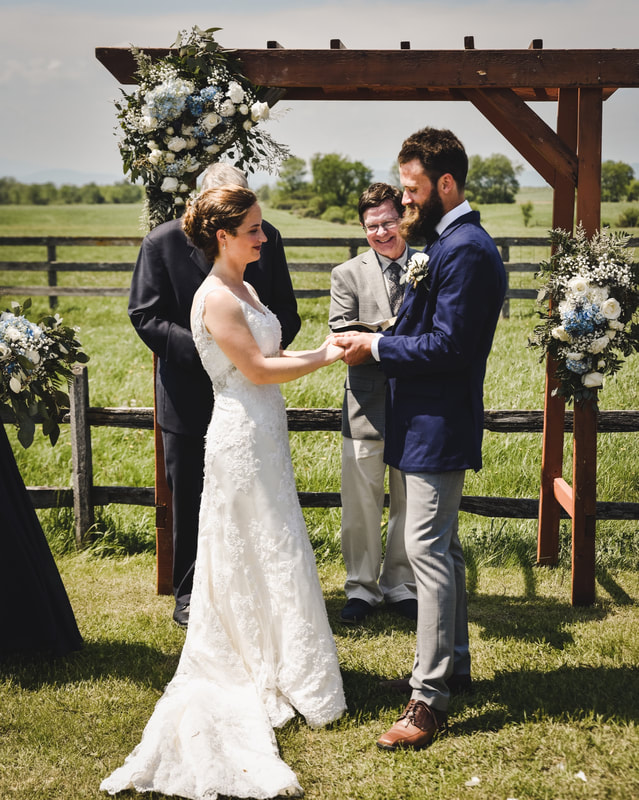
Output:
top-left (340, 437), bottom-right (415, 605)
top-left (404, 470), bottom-right (470, 712)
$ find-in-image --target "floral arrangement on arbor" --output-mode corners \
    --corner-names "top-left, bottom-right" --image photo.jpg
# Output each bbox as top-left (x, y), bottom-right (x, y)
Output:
top-left (114, 26), bottom-right (289, 229)
top-left (0, 299), bottom-right (88, 448)
top-left (529, 226), bottom-right (639, 404)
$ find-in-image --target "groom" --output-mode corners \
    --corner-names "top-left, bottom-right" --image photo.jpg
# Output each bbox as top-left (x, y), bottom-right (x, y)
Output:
top-left (332, 127), bottom-right (506, 750)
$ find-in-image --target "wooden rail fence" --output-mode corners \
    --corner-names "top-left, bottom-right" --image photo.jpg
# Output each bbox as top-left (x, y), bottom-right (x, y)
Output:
top-left (0, 234), bottom-right (586, 317)
top-left (2, 365), bottom-right (639, 549)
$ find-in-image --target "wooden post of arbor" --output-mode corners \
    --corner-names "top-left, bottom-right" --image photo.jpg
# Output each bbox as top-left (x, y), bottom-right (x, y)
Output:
top-left (537, 88), bottom-right (602, 606)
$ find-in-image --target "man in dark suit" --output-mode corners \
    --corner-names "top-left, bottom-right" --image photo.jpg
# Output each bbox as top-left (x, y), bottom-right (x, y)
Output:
top-left (332, 128), bottom-right (506, 749)
top-left (129, 163), bottom-right (301, 627)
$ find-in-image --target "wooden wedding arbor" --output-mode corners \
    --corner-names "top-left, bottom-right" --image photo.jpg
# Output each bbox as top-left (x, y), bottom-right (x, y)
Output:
top-left (96, 38), bottom-right (639, 605)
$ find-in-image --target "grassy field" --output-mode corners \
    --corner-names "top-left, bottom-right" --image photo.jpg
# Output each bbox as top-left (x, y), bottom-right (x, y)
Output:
top-left (1, 193), bottom-right (638, 799)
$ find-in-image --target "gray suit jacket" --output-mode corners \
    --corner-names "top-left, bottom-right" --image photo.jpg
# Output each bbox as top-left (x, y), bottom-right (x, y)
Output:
top-left (329, 246), bottom-right (415, 440)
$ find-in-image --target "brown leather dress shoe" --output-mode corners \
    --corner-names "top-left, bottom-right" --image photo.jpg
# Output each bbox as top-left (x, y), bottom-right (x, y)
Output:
top-left (377, 700), bottom-right (448, 751)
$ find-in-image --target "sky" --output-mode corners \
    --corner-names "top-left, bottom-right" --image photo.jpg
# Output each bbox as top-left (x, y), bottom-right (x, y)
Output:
top-left (1, 0), bottom-right (638, 188)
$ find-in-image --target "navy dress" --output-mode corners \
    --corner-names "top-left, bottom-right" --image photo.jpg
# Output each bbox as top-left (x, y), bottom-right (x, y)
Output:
top-left (0, 423), bottom-right (83, 657)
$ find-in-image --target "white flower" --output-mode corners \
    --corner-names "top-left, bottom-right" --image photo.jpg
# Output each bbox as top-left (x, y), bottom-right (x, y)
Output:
top-left (602, 297), bottom-right (622, 319)
top-left (587, 285), bottom-right (609, 304)
top-left (167, 136), bottom-right (187, 153)
top-left (551, 325), bottom-right (570, 341)
top-left (0, 342), bottom-right (11, 361)
top-left (160, 177), bottom-right (179, 193)
top-left (185, 137), bottom-right (197, 150)
top-left (606, 329), bottom-right (617, 340)
top-left (220, 99), bottom-right (236, 116)
top-left (250, 101), bottom-right (270, 122)
top-left (9, 375), bottom-right (22, 393)
top-left (25, 349), bottom-right (40, 363)
top-left (147, 140), bottom-right (159, 151)
top-left (243, 120), bottom-right (253, 131)
top-left (201, 112), bottom-right (221, 132)
top-left (148, 149), bottom-right (163, 165)
top-left (598, 359), bottom-right (606, 369)
top-left (175, 196), bottom-right (185, 206)
top-left (566, 351), bottom-right (584, 360)
top-left (589, 336), bottom-right (609, 354)
top-left (181, 126), bottom-right (194, 136)
top-left (227, 81), bottom-right (245, 103)
top-left (239, 103), bottom-right (249, 115)
top-left (401, 252), bottom-right (430, 289)
top-left (205, 143), bottom-right (220, 154)
top-left (139, 114), bottom-right (158, 132)
top-left (567, 276), bottom-right (589, 296)
top-left (582, 372), bottom-right (604, 388)
top-left (178, 183), bottom-right (189, 193)
top-left (608, 319), bottom-right (625, 330)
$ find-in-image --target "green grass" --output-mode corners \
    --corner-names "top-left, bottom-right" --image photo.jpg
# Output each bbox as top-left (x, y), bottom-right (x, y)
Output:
top-left (1, 195), bottom-right (638, 798)
top-left (1, 557), bottom-right (638, 799)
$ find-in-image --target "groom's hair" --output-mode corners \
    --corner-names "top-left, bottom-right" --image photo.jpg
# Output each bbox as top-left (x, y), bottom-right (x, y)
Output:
top-left (358, 183), bottom-right (403, 225)
top-left (398, 127), bottom-right (468, 189)
top-left (182, 185), bottom-right (257, 261)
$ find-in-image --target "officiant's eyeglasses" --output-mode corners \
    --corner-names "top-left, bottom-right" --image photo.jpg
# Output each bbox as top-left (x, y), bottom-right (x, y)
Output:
top-left (363, 218), bottom-right (401, 233)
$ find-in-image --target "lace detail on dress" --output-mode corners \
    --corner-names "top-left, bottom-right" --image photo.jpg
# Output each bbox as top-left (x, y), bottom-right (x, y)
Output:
top-left (101, 279), bottom-right (346, 800)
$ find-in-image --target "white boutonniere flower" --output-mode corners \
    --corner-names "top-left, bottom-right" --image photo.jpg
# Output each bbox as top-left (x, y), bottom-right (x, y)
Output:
top-left (401, 252), bottom-right (430, 289)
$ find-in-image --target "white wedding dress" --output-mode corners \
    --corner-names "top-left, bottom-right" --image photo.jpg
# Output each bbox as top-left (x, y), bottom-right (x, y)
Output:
top-left (101, 282), bottom-right (346, 800)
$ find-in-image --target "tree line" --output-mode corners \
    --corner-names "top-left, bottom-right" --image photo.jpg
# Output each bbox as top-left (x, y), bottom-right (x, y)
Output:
top-left (0, 177), bottom-right (145, 205)
top-left (2, 157), bottom-right (636, 214)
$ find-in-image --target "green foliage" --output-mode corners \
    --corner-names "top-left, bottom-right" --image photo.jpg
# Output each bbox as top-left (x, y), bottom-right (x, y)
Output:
top-left (520, 201), bottom-right (534, 227)
top-left (276, 155), bottom-right (308, 193)
top-left (466, 153), bottom-right (522, 204)
top-left (618, 205), bottom-right (639, 228)
top-left (310, 152), bottom-right (373, 210)
top-left (0, 177), bottom-right (144, 206)
top-left (601, 160), bottom-right (635, 202)
top-left (627, 179), bottom-right (639, 202)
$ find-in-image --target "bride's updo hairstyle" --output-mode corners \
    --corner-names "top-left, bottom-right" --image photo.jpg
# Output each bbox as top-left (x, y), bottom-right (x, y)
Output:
top-left (182, 185), bottom-right (258, 262)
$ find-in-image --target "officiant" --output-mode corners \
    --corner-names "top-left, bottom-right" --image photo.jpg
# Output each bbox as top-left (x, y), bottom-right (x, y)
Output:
top-left (329, 182), bottom-right (417, 625)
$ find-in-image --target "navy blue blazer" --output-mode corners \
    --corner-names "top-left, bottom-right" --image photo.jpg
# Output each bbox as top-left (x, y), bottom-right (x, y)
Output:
top-left (128, 218), bottom-right (301, 436)
top-left (378, 210), bottom-right (506, 473)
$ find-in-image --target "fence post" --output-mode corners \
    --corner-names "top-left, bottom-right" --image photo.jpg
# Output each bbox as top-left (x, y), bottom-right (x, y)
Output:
top-left (500, 244), bottom-right (510, 318)
top-left (70, 364), bottom-right (95, 546)
top-left (47, 240), bottom-right (58, 310)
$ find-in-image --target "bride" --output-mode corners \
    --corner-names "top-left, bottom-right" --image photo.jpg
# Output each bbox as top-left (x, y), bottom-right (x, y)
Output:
top-left (101, 186), bottom-right (346, 800)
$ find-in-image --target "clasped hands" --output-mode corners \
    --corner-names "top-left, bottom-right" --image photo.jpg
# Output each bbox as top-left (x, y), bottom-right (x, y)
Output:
top-left (325, 331), bottom-right (376, 366)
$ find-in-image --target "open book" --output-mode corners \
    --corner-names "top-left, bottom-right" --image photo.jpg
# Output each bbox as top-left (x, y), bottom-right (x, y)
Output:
top-left (331, 317), bottom-right (397, 333)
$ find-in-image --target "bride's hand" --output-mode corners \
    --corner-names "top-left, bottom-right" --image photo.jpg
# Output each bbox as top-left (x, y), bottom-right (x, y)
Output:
top-left (321, 341), bottom-right (345, 363)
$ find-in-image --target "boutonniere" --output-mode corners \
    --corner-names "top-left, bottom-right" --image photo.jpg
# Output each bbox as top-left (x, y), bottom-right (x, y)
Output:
top-left (400, 252), bottom-right (430, 289)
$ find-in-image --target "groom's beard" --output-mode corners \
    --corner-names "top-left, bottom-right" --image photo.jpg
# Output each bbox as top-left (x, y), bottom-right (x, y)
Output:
top-left (399, 190), bottom-right (445, 243)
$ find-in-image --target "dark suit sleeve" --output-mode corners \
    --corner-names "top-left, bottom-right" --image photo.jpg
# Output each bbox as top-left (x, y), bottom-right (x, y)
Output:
top-left (379, 241), bottom-right (502, 378)
top-left (128, 231), bottom-right (201, 372)
top-left (260, 222), bottom-right (301, 349)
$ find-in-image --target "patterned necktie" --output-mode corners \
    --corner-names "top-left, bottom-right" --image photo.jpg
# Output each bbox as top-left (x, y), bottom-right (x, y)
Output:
top-left (387, 262), bottom-right (403, 315)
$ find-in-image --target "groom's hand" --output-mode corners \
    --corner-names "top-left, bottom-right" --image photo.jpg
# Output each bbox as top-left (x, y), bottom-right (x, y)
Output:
top-left (329, 332), bottom-right (375, 366)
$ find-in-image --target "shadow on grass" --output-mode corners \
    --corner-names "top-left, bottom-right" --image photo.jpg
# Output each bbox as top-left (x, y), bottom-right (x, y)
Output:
top-left (452, 664), bottom-right (639, 733)
top-left (0, 639), bottom-right (179, 691)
